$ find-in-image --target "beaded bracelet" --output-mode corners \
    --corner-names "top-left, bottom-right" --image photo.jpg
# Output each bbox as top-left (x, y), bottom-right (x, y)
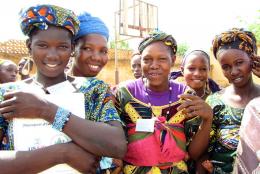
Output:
top-left (52, 107), bottom-right (71, 131)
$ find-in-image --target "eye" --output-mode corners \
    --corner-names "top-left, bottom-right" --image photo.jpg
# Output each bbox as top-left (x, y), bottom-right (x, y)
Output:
top-left (188, 67), bottom-right (195, 71)
top-left (82, 46), bottom-right (92, 51)
top-left (235, 60), bottom-right (244, 66)
top-left (36, 43), bottom-right (47, 48)
top-left (100, 49), bottom-right (108, 55)
top-left (221, 64), bottom-right (230, 71)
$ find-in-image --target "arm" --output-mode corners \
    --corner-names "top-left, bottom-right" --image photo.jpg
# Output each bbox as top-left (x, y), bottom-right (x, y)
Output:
top-left (177, 94), bottom-right (213, 160)
top-left (0, 143), bottom-right (100, 174)
top-left (0, 88), bottom-right (127, 158)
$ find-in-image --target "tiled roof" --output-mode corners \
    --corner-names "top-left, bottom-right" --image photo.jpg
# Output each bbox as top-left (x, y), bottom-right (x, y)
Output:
top-left (0, 40), bottom-right (28, 56)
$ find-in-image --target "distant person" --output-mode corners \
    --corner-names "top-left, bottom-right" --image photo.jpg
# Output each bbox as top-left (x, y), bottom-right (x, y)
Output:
top-left (18, 57), bottom-right (33, 80)
top-left (0, 59), bottom-right (17, 84)
top-left (130, 52), bottom-right (142, 79)
top-left (202, 28), bottom-right (260, 174)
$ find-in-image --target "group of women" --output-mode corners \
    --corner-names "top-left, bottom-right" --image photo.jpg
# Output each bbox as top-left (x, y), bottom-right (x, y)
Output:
top-left (0, 3), bottom-right (259, 174)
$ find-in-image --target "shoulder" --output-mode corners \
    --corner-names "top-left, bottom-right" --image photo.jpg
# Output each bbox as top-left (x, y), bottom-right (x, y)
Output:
top-left (206, 90), bottom-right (224, 107)
top-left (73, 77), bottom-right (110, 92)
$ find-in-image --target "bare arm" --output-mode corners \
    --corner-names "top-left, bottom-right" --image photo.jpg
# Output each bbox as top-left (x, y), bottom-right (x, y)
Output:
top-left (177, 94), bottom-right (213, 160)
top-left (0, 143), bottom-right (100, 174)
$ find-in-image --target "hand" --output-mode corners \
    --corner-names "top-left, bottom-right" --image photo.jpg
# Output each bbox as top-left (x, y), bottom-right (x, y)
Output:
top-left (0, 91), bottom-right (56, 121)
top-left (177, 94), bottom-right (213, 122)
top-left (63, 142), bottom-right (100, 173)
top-left (252, 55), bottom-right (260, 78)
top-left (112, 158), bottom-right (123, 167)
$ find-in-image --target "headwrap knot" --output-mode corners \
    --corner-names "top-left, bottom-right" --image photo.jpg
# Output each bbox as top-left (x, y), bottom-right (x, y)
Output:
top-left (138, 31), bottom-right (177, 55)
top-left (20, 4), bottom-right (80, 36)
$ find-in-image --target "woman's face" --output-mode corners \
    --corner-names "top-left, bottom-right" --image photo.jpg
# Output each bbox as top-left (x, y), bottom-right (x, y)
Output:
top-left (0, 61), bottom-right (18, 83)
top-left (27, 26), bottom-right (73, 78)
top-left (182, 53), bottom-right (209, 90)
top-left (141, 41), bottom-right (175, 92)
top-left (74, 34), bottom-right (108, 77)
top-left (131, 54), bottom-right (142, 79)
top-left (217, 49), bottom-right (252, 87)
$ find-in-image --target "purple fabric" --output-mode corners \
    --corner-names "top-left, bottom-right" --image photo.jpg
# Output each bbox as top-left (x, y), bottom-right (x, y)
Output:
top-left (126, 78), bottom-right (186, 106)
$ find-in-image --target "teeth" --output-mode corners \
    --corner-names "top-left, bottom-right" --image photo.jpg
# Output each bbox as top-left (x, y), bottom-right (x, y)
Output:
top-left (46, 64), bottom-right (58, 68)
top-left (89, 65), bottom-right (99, 69)
top-left (234, 78), bottom-right (242, 82)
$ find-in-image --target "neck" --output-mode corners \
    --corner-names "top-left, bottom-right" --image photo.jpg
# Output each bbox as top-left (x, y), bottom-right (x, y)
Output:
top-left (145, 79), bottom-right (170, 92)
top-left (21, 74), bottom-right (30, 80)
top-left (35, 73), bottom-right (67, 88)
top-left (194, 87), bottom-right (206, 98)
top-left (232, 78), bottom-right (256, 96)
top-left (71, 66), bottom-right (84, 77)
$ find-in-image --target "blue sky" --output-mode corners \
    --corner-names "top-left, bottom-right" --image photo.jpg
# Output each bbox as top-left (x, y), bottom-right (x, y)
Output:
top-left (0, 0), bottom-right (260, 51)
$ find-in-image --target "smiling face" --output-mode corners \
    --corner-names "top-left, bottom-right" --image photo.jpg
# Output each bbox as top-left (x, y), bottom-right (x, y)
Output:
top-left (217, 48), bottom-right (252, 88)
top-left (131, 54), bottom-right (142, 79)
top-left (27, 26), bottom-right (73, 79)
top-left (141, 41), bottom-right (175, 92)
top-left (0, 61), bottom-right (18, 83)
top-left (182, 52), bottom-right (210, 91)
top-left (73, 34), bottom-right (108, 77)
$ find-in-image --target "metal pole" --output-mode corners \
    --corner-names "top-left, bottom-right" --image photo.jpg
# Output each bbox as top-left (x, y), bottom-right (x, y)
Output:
top-left (114, 11), bottom-right (119, 85)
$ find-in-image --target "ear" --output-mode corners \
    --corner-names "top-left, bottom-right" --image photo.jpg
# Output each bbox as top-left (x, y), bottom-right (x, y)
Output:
top-left (180, 66), bottom-right (184, 73)
top-left (171, 55), bottom-right (176, 66)
top-left (26, 39), bottom-right (32, 54)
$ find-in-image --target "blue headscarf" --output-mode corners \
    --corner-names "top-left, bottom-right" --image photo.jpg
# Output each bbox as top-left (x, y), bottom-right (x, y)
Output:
top-left (74, 12), bottom-right (109, 41)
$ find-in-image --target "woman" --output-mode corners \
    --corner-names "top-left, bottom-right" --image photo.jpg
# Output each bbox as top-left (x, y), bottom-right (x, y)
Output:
top-left (17, 57), bottom-right (34, 80)
top-left (116, 31), bottom-right (213, 174)
top-left (69, 12), bottom-right (109, 77)
top-left (0, 59), bottom-right (18, 84)
top-left (202, 28), bottom-right (260, 173)
top-left (0, 4), bottom-right (126, 174)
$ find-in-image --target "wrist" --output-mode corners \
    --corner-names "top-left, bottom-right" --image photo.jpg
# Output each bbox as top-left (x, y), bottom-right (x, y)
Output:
top-left (40, 102), bottom-right (57, 123)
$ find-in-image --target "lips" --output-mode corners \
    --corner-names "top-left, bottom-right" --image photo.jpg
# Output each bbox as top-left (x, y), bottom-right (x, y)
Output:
top-left (46, 64), bottom-right (59, 68)
top-left (232, 77), bottom-right (243, 83)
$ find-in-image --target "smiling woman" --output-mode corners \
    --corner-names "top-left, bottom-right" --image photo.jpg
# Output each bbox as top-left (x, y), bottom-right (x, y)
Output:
top-left (203, 28), bottom-right (260, 174)
top-left (0, 4), bottom-right (126, 174)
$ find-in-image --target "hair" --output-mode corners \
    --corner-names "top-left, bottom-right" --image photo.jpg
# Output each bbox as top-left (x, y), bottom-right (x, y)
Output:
top-left (181, 50), bottom-right (210, 68)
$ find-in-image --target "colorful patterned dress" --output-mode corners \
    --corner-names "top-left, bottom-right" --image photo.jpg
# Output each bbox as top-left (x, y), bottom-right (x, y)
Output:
top-left (116, 78), bottom-right (189, 174)
top-left (206, 91), bottom-right (244, 174)
top-left (0, 77), bottom-right (120, 150)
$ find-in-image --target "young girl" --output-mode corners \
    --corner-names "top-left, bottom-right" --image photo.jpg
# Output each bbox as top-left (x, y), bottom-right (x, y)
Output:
top-left (116, 31), bottom-right (213, 174)
top-left (202, 28), bottom-right (260, 173)
top-left (0, 4), bottom-right (126, 174)
top-left (130, 52), bottom-right (142, 79)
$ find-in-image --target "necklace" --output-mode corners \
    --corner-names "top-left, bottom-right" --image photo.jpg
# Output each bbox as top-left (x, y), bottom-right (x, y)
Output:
top-left (143, 78), bottom-right (172, 118)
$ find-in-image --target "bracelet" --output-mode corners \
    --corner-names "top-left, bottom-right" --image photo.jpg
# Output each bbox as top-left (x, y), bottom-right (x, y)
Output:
top-left (52, 107), bottom-right (71, 131)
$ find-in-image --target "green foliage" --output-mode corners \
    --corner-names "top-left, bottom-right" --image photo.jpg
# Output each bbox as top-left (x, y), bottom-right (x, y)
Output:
top-left (109, 40), bottom-right (131, 50)
top-left (245, 10), bottom-right (260, 42)
top-left (177, 43), bottom-right (189, 56)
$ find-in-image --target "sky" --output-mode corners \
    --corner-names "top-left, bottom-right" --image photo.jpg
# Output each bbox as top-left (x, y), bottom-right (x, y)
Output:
top-left (0, 0), bottom-right (260, 51)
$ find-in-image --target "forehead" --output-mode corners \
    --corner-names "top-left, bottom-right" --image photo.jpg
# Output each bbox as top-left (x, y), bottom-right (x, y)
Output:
top-left (185, 53), bottom-right (209, 65)
top-left (31, 26), bottom-right (72, 42)
top-left (217, 49), bottom-right (250, 63)
top-left (142, 41), bottom-right (170, 55)
top-left (78, 34), bottom-right (107, 45)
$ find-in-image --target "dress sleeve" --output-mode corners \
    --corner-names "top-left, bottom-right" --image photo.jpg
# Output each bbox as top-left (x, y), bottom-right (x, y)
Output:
top-left (83, 79), bottom-right (121, 123)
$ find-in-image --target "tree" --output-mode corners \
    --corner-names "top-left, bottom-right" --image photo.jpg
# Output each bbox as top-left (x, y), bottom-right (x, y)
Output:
top-left (177, 43), bottom-right (189, 57)
top-left (109, 40), bottom-right (131, 50)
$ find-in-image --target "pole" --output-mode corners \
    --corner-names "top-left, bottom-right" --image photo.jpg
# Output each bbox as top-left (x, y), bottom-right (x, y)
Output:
top-left (114, 11), bottom-right (119, 85)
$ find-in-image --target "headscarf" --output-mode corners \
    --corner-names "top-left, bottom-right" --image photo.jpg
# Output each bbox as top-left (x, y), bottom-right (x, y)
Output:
top-left (138, 31), bottom-right (177, 55)
top-left (212, 28), bottom-right (257, 59)
top-left (170, 50), bottom-right (220, 93)
top-left (20, 4), bottom-right (80, 36)
top-left (74, 12), bottom-right (109, 41)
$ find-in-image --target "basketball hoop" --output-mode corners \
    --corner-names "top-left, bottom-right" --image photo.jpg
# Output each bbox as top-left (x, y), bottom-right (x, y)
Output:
top-left (114, 0), bottom-right (158, 84)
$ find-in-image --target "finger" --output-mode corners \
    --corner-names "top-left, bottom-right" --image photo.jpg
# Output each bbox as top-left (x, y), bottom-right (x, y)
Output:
top-left (177, 100), bottom-right (193, 111)
top-left (0, 96), bottom-right (17, 108)
top-left (179, 94), bottom-right (200, 101)
top-left (0, 105), bottom-right (16, 117)
top-left (3, 91), bottom-right (19, 100)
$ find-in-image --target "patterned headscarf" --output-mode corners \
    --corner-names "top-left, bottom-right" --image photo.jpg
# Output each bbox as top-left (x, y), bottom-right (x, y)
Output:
top-left (74, 12), bottom-right (109, 41)
top-left (212, 28), bottom-right (257, 59)
top-left (138, 31), bottom-right (177, 55)
top-left (20, 4), bottom-right (80, 36)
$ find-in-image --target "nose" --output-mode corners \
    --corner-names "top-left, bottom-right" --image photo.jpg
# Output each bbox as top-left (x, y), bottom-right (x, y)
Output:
top-left (46, 48), bottom-right (59, 61)
top-left (230, 66), bottom-right (239, 76)
top-left (90, 50), bottom-right (102, 62)
top-left (150, 60), bottom-right (159, 69)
